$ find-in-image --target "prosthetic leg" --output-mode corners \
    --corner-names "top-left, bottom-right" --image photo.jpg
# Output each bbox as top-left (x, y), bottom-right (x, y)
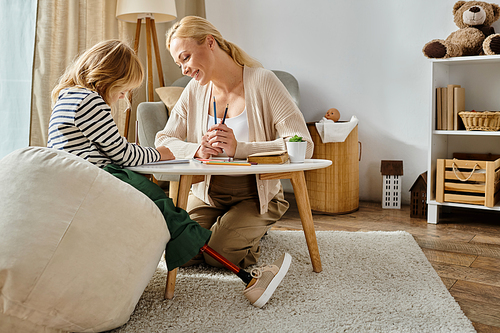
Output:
top-left (200, 244), bottom-right (253, 284)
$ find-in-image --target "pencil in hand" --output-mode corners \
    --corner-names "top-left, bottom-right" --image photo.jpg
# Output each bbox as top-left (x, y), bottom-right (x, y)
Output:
top-left (213, 96), bottom-right (217, 125)
top-left (222, 104), bottom-right (229, 124)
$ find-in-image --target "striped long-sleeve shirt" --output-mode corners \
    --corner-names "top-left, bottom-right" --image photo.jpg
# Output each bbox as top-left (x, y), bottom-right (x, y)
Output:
top-left (48, 88), bottom-right (160, 168)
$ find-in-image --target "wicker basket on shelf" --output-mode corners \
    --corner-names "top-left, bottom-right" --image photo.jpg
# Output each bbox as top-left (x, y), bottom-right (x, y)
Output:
top-left (458, 111), bottom-right (500, 131)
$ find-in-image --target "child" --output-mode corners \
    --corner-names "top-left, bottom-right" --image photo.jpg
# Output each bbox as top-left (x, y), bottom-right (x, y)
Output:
top-left (47, 39), bottom-right (291, 308)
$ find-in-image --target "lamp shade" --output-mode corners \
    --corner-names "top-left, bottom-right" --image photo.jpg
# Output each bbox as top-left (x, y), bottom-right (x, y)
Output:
top-left (116, 0), bottom-right (177, 23)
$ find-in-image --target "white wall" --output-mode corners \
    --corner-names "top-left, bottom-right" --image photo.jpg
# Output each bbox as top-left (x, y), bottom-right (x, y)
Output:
top-left (205, 0), bottom-right (500, 204)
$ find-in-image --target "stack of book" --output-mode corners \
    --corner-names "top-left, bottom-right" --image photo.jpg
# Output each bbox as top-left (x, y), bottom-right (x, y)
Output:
top-left (436, 84), bottom-right (465, 130)
top-left (247, 150), bottom-right (289, 164)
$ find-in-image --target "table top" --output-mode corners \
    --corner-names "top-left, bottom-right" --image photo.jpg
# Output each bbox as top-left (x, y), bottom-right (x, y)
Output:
top-left (126, 159), bottom-right (332, 176)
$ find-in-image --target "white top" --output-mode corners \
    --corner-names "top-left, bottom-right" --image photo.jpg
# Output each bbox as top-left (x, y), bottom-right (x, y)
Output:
top-left (208, 108), bottom-right (249, 142)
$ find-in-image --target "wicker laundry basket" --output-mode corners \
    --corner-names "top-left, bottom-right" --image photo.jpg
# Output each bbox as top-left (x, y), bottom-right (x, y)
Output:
top-left (305, 123), bottom-right (359, 214)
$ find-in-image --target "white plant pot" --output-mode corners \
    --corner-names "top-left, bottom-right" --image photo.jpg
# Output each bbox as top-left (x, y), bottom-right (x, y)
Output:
top-left (286, 141), bottom-right (307, 163)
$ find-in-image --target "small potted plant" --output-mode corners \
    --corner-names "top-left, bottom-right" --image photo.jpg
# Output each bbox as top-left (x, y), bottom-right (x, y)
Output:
top-left (286, 135), bottom-right (307, 163)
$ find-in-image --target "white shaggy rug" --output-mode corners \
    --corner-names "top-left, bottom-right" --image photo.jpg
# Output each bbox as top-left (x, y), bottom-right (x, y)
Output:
top-left (107, 231), bottom-right (475, 333)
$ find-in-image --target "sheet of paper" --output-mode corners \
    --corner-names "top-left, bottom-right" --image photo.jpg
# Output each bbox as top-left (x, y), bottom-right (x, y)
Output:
top-left (144, 159), bottom-right (190, 165)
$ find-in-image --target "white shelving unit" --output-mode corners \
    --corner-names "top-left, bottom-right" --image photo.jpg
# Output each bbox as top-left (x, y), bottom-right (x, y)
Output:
top-left (427, 55), bottom-right (500, 223)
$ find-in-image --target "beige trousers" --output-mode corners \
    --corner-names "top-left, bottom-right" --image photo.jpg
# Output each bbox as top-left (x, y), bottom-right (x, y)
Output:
top-left (186, 175), bottom-right (289, 268)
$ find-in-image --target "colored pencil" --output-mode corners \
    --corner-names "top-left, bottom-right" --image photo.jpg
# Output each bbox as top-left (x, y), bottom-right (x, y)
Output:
top-left (213, 96), bottom-right (217, 124)
top-left (222, 104), bottom-right (229, 124)
top-left (195, 158), bottom-right (231, 163)
top-left (205, 161), bottom-right (252, 166)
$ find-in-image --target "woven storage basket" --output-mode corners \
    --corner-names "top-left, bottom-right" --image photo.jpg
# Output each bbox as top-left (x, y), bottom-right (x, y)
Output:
top-left (305, 123), bottom-right (359, 214)
top-left (459, 111), bottom-right (500, 131)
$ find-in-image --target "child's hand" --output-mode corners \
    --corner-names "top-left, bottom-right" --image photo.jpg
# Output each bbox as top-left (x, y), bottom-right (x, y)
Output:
top-left (157, 146), bottom-right (175, 161)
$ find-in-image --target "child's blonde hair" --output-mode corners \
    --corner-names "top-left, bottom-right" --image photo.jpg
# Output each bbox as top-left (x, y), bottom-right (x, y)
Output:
top-left (51, 39), bottom-right (144, 106)
top-left (166, 16), bottom-right (262, 68)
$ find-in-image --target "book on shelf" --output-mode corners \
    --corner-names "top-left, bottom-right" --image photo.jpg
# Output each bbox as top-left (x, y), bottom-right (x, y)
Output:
top-left (435, 85), bottom-right (465, 130)
top-left (441, 87), bottom-right (448, 130)
top-left (454, 87), bottom-right (465, 130)
top-left (247, 150), bottom-right (289, 164)
top-left (447, 84), bottom-right (460, 130)
top-left (436, 87), bottom-right (442, 130)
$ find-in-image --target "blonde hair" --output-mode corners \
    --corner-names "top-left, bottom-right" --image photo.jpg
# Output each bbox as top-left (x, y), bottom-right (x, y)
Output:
top-left (166, 16), bottom-right (262, 68)
top-left (51, 39), bottom-right (144, 106)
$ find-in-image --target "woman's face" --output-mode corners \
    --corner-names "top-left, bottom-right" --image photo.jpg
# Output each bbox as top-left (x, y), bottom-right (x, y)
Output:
top-left (170, 36), bottom-right (214, 86)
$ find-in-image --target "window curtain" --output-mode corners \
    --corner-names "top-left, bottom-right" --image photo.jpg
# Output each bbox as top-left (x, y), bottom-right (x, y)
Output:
top-left (30, 0), bottom-right (205, 147)
top-left (0, 0), bottom-right (37, 159)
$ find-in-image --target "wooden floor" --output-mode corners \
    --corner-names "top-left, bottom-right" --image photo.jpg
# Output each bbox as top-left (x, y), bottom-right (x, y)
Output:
top-left (273, 193), bottom-right (500, 333)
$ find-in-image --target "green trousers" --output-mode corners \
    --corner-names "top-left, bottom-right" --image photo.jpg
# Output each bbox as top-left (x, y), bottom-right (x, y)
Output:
top-left (103, 164), bottom-right (211, 270)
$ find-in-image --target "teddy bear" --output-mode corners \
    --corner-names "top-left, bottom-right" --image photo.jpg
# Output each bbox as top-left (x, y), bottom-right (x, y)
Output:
top-left (422, 1), bottom-right (500, 59)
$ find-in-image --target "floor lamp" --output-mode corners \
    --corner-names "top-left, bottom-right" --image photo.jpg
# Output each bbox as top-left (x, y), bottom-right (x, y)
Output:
top-left (116, 0), bottom-right (177, 139)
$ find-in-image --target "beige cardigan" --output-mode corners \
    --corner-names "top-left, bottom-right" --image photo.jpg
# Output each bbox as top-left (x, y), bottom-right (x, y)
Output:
top-left (155, 66), bottom-right (313, 214)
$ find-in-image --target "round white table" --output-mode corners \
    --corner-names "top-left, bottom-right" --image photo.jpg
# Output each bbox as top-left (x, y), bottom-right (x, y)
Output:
top-left (127, 158), bottom-right (331, 175)
top-left (128, 158), bottom-right (332, 299)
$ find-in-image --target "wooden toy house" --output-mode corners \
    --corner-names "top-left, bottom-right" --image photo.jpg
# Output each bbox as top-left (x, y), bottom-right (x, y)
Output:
top-left (381, 160), bottom-right (403, 209)
top-left (409, 172), bottom-right (427, 219)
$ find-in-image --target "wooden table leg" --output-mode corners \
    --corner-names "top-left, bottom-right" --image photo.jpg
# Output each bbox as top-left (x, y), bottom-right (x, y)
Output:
top-left (165, 268), bottom-right (177, 299)
top-left (164, 175), bottom-right (194, 299)
top-left (176, 175), bottom-right (194, 210)
top-left (168, 180), bottom-right (179, 206)
top-left (289, 171), bottom-right (322, 273)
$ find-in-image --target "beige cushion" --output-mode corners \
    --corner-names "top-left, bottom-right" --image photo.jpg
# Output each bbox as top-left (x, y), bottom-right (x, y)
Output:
top-left (0, 147), bottom-right (170, 332)
top-left (155, 86), bottom-right (184, 115)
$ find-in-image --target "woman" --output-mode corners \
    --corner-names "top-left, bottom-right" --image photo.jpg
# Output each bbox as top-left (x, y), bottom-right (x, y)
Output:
top-left (156, 16), bottom-right (313, 269)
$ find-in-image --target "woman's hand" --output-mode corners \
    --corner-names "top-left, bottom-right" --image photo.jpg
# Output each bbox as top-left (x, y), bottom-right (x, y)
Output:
top-left (195, 130), bottom-right (224, 159)
top-left (207, 123), bottom-right (237, 157)
top-left (157, 145), bottom-right (175, 161)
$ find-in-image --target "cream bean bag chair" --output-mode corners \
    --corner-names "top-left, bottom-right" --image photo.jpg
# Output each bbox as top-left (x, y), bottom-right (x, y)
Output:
top-left (0, 147), bottom-right (170, 332)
